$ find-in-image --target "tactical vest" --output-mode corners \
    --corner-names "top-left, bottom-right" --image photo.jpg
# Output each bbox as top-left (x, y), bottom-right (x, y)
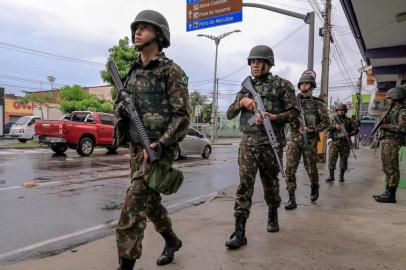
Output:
top-left (383, 105), bottom-right (405, 140)
top-left (126, 61), bottom-right (173, 140)
top-left (239, 76), bottom-right (284, 133)
top-left (330, 116), bottom-right (351, 140)
top-left (301, 97), bottom-right (319, 129)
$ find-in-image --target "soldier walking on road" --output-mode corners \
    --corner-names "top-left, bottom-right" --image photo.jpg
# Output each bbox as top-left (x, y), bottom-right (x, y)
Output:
top-left (225, 45), bottom-right (299, 249)
top-left (284, 74), bottom-right (329, 210)
top-left (373, 86), bottom-right (406, 203)
top-left (114, 10), bottom-right (189, 270)
top-left (325, 103), bottom-right (359, 183)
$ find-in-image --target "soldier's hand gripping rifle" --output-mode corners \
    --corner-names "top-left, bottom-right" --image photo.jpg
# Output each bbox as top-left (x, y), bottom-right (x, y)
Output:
top-left (297, 94), bottom-right (308, 152)
top-left (107, 60), bottom-right (160, 163)
top-left (334, 116), bottom-right (357, 160)
top-left (364, 105), bottom-right (393, 144)
top-left (242, 76), bottom-right (285, 177)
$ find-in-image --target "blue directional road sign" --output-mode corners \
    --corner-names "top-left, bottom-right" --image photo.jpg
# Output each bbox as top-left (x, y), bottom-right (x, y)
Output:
top-left (186, 0), bottom-right (242, 32)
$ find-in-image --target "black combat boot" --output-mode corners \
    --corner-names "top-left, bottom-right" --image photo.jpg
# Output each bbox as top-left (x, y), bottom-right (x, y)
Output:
top-left (374, 186), bottom-right (397, 204)
top-left (325, 169), bottom-right (335, 183)
top-left (285, 190), bottom-right (297, 210)
top-left (310, 183), bottom-right (320, 202)
top-left (156, 229), bottom-right (182, 265)
top-left (117, 257), bottom-right (135, 270)
top-left (373, 184), bottom-right (389, 199)
top-left (339, 169), bottom-right (346, 183)
top-left (267, 207), bottom-right (279, 233)
top-left (225, 215), bottom-right (247, 249)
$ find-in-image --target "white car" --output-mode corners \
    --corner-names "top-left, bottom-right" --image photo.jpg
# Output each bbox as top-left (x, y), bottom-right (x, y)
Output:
top-left (175, 127), bottom-right (211, 160)
top-left (9, 116), bottom-right (41, 143)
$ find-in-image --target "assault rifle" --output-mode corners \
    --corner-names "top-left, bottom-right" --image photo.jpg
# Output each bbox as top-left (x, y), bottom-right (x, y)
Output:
top-left (241, 76), bottom-right (285, 177)
top-left (334, 116), bottom-right (357, 160)
top-left (297, 94), bottom-right (308, 152)
top-left (364, 105), bottom-right (393, 144)
top-left (107, 60), bottom-right (160, 163)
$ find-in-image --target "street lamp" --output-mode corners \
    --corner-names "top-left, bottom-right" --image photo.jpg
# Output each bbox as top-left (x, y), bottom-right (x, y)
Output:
top-left (47, 75), bottom-right (56, 90)
top-left (197, 30), bottom-right (241, 143)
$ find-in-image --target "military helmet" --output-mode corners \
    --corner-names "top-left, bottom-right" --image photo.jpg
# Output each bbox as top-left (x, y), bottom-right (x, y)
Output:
top-left (298, 73), bottom-right (316, 89)
top-left (130, 10), bottom-right (170, 48)
top-left (386, 86), bottom-right (406, 100)
top-left (247, 45), bottom-right (274, 66)
top-left (336, 103), bottom-right (348, 111)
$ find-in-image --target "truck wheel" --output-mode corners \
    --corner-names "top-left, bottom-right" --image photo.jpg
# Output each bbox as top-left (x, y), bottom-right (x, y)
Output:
top-left (18, 139), bottom-right (27, 143)
top-left (51, 144), bottom-right (68, 154)
top-left (201, 145), bottom-right (211, 159)
top-left (77, 137), bottom-right (94, 156)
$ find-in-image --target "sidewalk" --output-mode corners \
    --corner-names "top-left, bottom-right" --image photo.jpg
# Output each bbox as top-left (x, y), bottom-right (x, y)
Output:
top-left (211, 137), bottom-right (240, 145)
top-left (2, 147), bottom-right (406, 270)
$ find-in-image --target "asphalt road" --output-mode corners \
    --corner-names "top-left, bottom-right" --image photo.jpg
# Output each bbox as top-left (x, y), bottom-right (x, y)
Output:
top-left (0, 144), bottom-right (239, 263)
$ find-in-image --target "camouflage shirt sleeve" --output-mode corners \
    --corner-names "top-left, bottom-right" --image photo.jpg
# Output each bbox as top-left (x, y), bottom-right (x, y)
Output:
top-left (385, 106), bottom-right (406, 133)
top-left (226, 89), bottom-right (249, 120)
top-left (276, 80), bottom-right (299, 122)
top-left (159, 64), bottom-right (190, 147)
top-left (315, 99), bottom-right (330, 132)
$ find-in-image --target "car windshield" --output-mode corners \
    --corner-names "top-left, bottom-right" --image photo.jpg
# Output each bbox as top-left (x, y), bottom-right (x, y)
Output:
top-left (15, 116), bottom-right (31, 125)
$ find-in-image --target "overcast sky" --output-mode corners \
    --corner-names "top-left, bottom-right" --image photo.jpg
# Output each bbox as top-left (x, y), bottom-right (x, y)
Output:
top-left (0, 0), bottom-right (366, 111)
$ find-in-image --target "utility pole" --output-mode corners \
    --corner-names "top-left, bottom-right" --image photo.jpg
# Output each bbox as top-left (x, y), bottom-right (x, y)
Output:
top-left (320, 0), bottom-right (332, 102)
top-left (197, 30), bottom-right (240, 143)
top-left (355, 60), bottom-right (364, 149)
top-left (320, 0), bottom-right (332, 162)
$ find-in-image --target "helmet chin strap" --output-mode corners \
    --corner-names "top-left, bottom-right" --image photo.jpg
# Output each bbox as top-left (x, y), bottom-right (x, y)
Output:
top-left (135, 37), bottom-right (158, 51)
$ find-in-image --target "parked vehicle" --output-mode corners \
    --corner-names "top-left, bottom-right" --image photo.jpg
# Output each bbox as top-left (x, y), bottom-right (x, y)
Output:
top-left (34, 111), bottom-right (116, 156)
top-left (3, 122), bottom-right (13, 135)
top-left (9, 116), bottom-right (42, 143)
top-left (175, 127), bottom-right (211, 160)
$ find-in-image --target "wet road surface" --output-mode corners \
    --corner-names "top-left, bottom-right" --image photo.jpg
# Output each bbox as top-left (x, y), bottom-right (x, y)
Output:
top-left (0, 145), bottom-right (239, 262)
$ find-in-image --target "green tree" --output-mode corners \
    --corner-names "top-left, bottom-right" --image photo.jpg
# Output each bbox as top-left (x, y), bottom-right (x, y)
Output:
top-left (59, 85), bottom-right (113, 114)
top-left (189, 91), bottom-right (211, 123)
top-left (20, 92), bottom-right (53, 119)
top-left (100, 36), bottom-right (139, 102)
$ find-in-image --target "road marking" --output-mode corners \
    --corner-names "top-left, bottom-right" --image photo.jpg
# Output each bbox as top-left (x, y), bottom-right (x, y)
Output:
top-left (0, 192), bottom-right (218, 261)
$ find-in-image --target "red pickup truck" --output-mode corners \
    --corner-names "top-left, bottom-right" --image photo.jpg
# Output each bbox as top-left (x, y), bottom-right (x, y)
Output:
top-left (34, 111), bottom-right (117, 156)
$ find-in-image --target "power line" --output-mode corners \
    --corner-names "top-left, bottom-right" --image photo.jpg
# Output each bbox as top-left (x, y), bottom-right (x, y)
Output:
top-left (219, 23), bottom-right (307, 79)
top-left (0, 41), bottom-right (104, 66)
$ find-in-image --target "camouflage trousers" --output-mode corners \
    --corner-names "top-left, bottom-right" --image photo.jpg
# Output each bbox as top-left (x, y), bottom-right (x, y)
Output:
top-left (381, 139), bottom-right (401, 187)
top-left (116, 143), bottom-right (175, 260)
top-left (285, 135), bottom-right (319, 191)
top-left (328, 139), bottom-right (350, 170)
top-left (234, 143), bottom-right (282, 218)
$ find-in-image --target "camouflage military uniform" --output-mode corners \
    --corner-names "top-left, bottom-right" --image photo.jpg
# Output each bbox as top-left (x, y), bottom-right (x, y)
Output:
top-left (115, 52), bottom-right (189, 260)
top-left (380, 105), bottom-right (406, 187)
top-left (285, 95), bottom-right (329, 190)
top-left (327, 115), bottom-right (358, 171)
top-left (227, 73), bottom-right (298, 218)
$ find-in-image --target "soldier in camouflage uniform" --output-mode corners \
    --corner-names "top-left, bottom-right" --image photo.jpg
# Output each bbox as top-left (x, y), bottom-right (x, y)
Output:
top-left (225, 45), bottom-right (299, 249)
top-left (373, 86), bottom-right (406, 203)
top-left (114, 10), bottom-right (189, 270)
top-left (284, 74), bottom-right (329, 210)
top-left (325, 103), bottom-right (359, 183)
